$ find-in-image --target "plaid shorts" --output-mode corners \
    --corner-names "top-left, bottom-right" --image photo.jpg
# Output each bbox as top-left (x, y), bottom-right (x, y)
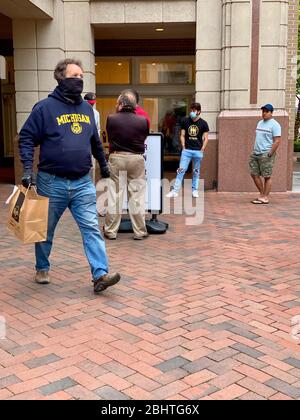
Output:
top-left (249, 152), bottom-right (276, 177)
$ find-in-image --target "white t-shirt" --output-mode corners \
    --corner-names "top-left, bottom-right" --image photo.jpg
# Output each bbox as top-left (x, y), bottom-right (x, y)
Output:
top-left (253, 118), bottom-right (281, 154)
top-left (93, 108), bottom-right (101, 135)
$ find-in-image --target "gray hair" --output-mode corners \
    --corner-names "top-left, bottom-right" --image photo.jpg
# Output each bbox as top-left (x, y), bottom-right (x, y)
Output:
top-left (54, 58), bottom-right (83, 83)
top-left (121, 88), bottom-right (140, 104)
top-left (117, 93), bottom-right (136, 112)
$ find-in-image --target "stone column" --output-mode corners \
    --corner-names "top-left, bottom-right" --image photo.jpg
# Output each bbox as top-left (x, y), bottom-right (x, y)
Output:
top-left (63, 0), bottom-right (95, 95)
top-left (13, 0), bottom-right (66, 181)
top-left (13, 19), bottom-right (39, 134)
top-left (12, 0), bottom-right (96, 181)
top-left (13, 1), bottom-right (66, 131)
top-left (13, 0), bottom-right (96, 130)
top-left (36, 0), bottom-right (66, 100)
top-left (63, 1), bottom-right (96, 180)
top-left (196, 0), bottom-right (222, 189)
top-left (285, 0), bottom-right (298, 190)
top-left (218, 0), bottom-right (289, 192)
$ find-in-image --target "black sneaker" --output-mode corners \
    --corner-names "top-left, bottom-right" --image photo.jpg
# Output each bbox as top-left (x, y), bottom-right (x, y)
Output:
top-left (93, 273), bottom-right (121, 293)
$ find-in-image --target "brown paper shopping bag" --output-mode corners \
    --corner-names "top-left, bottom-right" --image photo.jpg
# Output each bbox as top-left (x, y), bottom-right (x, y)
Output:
top-left (7, 185), bottom-right (49, 244)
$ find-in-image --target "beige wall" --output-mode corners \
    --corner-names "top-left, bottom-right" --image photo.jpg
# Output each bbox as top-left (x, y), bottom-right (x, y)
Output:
top-left (90, 0), bottom-right (196, 24)
top-left (217, 0), bottom-right (290, 110)
top-left (196, 0), bottom-right (221, 135)
top-left (221, 0), bottom-right (251, 110)
top-left (13, 0), bottom-right (95, 132)
top-left (63, 1), bottom-right (95, 94)
top-left (258, 1), bottom-right (288, 108)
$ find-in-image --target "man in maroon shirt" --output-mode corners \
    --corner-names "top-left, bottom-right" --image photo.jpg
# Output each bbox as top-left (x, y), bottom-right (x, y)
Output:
top-left (104, 92), bottom-right (149, 240)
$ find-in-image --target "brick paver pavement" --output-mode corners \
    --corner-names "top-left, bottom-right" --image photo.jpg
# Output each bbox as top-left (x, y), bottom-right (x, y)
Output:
top-left (1, 183), bottom-right (300, 400)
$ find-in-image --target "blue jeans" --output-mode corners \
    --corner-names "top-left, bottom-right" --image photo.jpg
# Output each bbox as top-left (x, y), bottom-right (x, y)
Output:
top-left (35, 171), bottom-right (108, 281)
top-left (173, 149), bottom-right (203, 193)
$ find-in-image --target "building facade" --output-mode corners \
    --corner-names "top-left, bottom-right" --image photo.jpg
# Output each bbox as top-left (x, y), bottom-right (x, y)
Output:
top-left (0, 0), bottom-right (298, 191)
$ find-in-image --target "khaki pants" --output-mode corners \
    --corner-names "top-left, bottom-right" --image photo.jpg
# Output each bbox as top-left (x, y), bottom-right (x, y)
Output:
top-left (104, 153), bottom-right (147, 238)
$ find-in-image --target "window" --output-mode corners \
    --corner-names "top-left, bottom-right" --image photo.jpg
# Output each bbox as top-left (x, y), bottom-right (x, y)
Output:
top-left (140, 60), bottom-right (194, 84)
top-left (143, 97), bottom-right (189, 155)
top-left (95, 59), bottom-right (130, 84)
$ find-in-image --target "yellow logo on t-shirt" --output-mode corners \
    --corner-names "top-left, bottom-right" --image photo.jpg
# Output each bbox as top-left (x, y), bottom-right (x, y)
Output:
top-left (56, 113), bottom-right (90, 135)
top-left (71, 123), bottom-right (82, 134)
top-left (56, 114), bottom-right (90, 126)
top-left (188, 125), bottom-right (199, 137)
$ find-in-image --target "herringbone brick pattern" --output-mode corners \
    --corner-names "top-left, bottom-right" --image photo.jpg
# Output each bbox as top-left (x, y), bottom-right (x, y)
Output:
top-left (1, 183), bottom-right (300, 400)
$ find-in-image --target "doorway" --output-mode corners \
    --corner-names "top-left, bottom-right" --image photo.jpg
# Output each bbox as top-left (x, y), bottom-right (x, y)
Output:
top-left (95, 56), bottom-right (195, 170)
top-left (0, 57), bottom-right (16, 184)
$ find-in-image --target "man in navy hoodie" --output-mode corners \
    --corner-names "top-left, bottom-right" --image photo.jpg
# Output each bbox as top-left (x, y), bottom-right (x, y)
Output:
top-left (19, 58), bottom-right (121, 294)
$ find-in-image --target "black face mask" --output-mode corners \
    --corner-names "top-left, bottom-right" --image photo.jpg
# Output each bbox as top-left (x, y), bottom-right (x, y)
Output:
top-left (59, 77), bottom-right (83, 99)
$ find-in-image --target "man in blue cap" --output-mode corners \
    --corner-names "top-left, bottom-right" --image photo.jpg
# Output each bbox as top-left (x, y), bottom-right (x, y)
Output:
top-left (249, 104), bottom-right (281, 204)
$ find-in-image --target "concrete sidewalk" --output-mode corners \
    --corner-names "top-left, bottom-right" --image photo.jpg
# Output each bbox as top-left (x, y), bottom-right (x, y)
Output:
top-left (1, 183), bottom-right (300, 400)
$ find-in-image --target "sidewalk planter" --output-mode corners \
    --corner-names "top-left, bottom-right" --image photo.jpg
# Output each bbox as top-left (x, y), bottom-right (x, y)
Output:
top-left (294, 142), bottom-right (300, 152)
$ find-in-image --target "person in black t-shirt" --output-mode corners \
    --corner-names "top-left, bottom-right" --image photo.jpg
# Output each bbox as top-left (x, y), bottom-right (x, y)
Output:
top-left (166, 102), bottom-right (209, 198)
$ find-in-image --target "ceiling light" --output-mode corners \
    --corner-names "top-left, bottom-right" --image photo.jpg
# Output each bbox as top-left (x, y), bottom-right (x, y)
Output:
top-left (117, 62), bottom-right (122, 66)
top-left (155, 28), bottom-right (164, 32)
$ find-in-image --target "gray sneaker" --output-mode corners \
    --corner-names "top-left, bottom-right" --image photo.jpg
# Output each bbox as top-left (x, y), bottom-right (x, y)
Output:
top-left (34, 270), bottom-right (50, 284)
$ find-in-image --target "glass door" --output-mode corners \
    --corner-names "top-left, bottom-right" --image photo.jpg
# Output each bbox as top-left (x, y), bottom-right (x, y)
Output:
top-left (143, 96), bottom-right (189, 155)
top-left (96, 98), bottom-right (117, 155)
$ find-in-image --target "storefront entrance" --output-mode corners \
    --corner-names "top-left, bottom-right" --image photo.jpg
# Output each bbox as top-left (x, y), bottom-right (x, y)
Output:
top-left (95, 56), bottom-right (195, 170)
top-left (0, 14), bottom-right (15, 184)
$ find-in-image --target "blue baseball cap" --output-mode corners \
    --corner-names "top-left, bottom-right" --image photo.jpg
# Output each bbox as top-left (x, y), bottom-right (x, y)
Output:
top-left (261, 104), bottom-right (274, 112)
